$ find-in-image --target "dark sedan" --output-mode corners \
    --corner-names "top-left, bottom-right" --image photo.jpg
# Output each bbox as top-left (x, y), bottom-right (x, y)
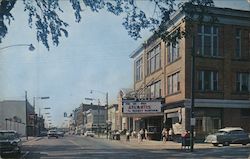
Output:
top-left (0, 130), bottom-right (22, 156)
top-left (205, 127), bottom-right (250, 146)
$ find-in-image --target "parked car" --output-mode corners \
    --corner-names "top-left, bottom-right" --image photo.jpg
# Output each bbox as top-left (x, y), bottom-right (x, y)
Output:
top-left (57, 131), bottom-right (64, 137)
top-left (47, 130), bottom-right (59, 139)
top-left (39, 130), bottom-right (48, 137)
top-left (0, 130), bottom-right (22, 156)
top-left (205, 127), bottom-right (250, 146)
top-left (85, 131), bottom-right (95, 137)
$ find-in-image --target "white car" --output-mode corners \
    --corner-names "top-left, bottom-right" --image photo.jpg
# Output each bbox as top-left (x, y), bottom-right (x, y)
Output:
top-left (85, 131), bottom-right (95, 137)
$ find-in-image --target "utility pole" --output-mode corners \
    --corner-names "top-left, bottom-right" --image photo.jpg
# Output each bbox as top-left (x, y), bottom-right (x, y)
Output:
top-left (190, 35), bottom-right (196, 152)
top-left (106, 92), bottom-right (109, 139)
top-left (25, 91), bottom-right (28, 140)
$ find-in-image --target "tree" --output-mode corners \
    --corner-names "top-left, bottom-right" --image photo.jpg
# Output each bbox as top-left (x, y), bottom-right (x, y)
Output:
top-left (0, 0), bottom-right (214, 50)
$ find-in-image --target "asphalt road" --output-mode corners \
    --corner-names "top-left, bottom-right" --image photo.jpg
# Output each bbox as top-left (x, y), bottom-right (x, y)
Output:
top-left (3, 135), bottom-right (249, 159)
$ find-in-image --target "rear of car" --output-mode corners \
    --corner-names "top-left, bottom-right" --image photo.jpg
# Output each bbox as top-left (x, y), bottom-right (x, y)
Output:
top-left (0, 130), bottom-right (22, 156)
top-left (85, 131), bottom-right (95, 137)
top-left (47, 130), bottom-right (59, 138)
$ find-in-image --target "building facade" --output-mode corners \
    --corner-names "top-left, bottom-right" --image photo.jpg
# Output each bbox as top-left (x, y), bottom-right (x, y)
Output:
top-left (0, 100), bottom-right (34, 136)
top-left (129, 5), bottom-right (250, 140)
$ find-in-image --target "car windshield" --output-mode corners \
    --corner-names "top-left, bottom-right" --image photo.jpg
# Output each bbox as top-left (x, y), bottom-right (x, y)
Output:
top-left (0, 132), bottom-right (17, 140)
top-left (215, 130), bottom-right (227, 135)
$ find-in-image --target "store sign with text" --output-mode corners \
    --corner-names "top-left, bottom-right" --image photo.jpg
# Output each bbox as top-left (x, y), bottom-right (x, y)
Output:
top-left (122, 100), bottom-right (162, 114)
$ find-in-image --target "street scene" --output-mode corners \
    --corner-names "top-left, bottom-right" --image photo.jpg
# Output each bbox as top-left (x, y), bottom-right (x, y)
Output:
top-left (18, 135), bottom-right (250, 159)
top-left (1, 0), bottom-right (250, 159)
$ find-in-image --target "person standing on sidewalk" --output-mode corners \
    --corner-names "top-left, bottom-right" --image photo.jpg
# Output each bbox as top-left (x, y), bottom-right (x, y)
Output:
top-left (138, 129), bottom-right (144, 142)
top-left (169, 128), bottom-right (173, 141)
top-left (126, 130), bottom-right (130, 141)
top-left (145, 129), bottom-right (148, 140)
top-left (162, 128), bottom-right (166, 142)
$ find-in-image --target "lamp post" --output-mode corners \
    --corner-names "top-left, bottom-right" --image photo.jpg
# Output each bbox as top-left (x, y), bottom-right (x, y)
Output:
top-left (0, 44), bottom-right (35, 51)
top-left (85, 97), bottom-right (101, 138)
top-left (90, 90), bottom-right (109, 139)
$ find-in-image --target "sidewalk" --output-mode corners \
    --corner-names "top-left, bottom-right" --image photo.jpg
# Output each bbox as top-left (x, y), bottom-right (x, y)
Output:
top-left (97, 135), bottom-right (214, 150)
top-left (21, 136), bottom-right (42, 143)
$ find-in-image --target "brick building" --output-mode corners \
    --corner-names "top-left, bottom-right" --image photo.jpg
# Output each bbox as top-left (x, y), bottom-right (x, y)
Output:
top-left (129, 5), bottom-right (250, 140)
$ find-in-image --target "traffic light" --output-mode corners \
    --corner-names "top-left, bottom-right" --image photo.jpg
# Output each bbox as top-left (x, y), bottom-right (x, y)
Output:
top-left (64, 112), bottom-right (67, 117)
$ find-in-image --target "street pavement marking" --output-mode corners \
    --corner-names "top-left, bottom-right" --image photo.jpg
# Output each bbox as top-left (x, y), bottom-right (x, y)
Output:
top-left (40, 152), bottom-right (49, 155)
top-left (21, 151), bottom-right (29, 158)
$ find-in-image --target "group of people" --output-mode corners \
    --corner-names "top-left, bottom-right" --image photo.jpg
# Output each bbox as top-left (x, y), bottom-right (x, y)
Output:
top-left (137, 128), bottom-right (148, 142)
top-left (161, 128), bottom-right (173, 142)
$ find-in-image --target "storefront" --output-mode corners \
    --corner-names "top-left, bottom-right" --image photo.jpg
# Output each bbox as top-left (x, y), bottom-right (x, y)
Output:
top-left (122, 99), bottom-right (164, 140)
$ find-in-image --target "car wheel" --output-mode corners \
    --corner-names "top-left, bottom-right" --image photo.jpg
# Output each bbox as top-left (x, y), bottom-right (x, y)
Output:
top-left (223, 141), bottom-right (230, 146)
top-left (212, 143), bottom-right (219, 146)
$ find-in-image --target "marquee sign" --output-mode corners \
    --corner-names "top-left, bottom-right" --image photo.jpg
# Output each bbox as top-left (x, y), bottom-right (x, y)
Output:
top-left (122, 100), bottom-right (162, 114)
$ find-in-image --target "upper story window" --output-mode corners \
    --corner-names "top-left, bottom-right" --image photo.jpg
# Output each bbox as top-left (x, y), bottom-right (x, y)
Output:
top-left (135, 57), bottom-right (143, 81)
top-left (236, 72), bottom-right (249, 92)
top-left (167, 38), bottom-right (180, 63)
top-left (197, 25), bottom-right (219, 57)
top-left (147, 45), bottom-right (161, 75)
top-left (146, 80), bottom-right (161, 99)
top-left (235, 29), bottom-right (241, 58)
top-left (198, 70), bottom-right (218, 91)
top-left (167, 72), bottom-right (180, 95)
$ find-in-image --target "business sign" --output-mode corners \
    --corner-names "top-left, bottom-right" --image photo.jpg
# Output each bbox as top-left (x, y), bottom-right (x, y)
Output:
top-left (122, 100), bottom-right (162, 114)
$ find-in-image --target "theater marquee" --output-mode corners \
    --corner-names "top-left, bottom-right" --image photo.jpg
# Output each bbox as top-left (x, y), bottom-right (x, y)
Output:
top-left (122, 100), bottom-right (162, 114)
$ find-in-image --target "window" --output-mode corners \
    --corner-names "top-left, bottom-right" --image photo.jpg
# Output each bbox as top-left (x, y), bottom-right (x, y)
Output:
top-left (236, 72), bottom-right (250, 92)
top-left (167, 72), bottom-right (180, 95)
top-left (235, 29), bottom-right (241, 58)
top-left (146, 81), bottom-right (161, 99)
top-left (167, 38), bottom-right (179, 63)
top-left (135, 57), bottom-right (143, 81)
top-left (241, 109), bottom-right (250, 117)
top-left (147, 45), bottom-right (161, 75)
top-left (198, 25), bottom-right (219, 56)
top-left (198, 70), bottom-right (218, 91)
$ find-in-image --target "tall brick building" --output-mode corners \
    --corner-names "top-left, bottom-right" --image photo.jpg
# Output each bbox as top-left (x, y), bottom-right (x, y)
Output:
top-left (129, 5), bottom-right (250, 140)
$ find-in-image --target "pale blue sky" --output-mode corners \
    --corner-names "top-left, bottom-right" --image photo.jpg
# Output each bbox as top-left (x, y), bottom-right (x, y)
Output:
top-left (0, 0), bottom-right (249, 127)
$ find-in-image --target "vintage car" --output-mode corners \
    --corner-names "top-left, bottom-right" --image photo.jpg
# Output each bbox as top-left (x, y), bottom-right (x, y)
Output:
top-left (0, 130), bottom-right (22, 156)
top-left (85, 131), bottom-right (95, 137)
top-left (205, 127), bottom-right (250, 146)
top-left (47, 130), bottom-right (59, 139)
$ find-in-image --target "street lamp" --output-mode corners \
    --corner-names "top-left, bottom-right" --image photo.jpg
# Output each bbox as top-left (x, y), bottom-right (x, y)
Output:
top-left (0, 44), bottom-right (35, 51)
top-left (90, 90), bottom-right (109, 139)
top-left (85, 97), bottom-right (101, 138)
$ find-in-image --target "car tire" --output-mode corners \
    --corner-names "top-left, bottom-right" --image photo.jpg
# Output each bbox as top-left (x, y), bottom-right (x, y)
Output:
top-left (212, 143), bottom-right (219, 146)
top-left (223, 141), bottom-right (230, 146)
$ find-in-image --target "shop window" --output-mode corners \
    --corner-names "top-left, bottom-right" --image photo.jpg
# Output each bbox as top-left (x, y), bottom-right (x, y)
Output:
top-left (241, 109), bottom-right (250, 117)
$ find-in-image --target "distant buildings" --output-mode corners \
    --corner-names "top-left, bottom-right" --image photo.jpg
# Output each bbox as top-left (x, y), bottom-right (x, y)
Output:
top-left (0, 100), bottom-right (41, 136)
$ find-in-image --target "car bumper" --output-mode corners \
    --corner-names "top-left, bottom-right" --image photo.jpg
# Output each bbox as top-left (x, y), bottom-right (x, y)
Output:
top-left (0, 147), bottom-right (20, 154)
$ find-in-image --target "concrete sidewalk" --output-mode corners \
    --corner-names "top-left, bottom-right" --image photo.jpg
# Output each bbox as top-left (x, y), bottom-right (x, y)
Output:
top-left (97, 135), bottom-right (214, 150)
top-left (21, 136), bottom-right (42, 143)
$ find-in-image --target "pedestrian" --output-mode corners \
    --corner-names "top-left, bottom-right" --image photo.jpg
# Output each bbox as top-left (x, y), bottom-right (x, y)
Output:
top-left (181, 130), bottom-right (190, 149)
top-left (169, 128), bottom-right (173, 141)
top-left (126, 130), bottom-right (130, 141)
top-left (138, 129), bottom-right (144, 142)
top-left (162, 128), bottom-right (166, 142)
top-left (145, 129), bottom-right (148, 140)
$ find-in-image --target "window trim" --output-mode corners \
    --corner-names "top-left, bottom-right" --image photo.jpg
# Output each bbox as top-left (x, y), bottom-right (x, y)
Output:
top-left (198, 70), bottom-right (218, 91)
top-left (198, 25), bottom-right (219, 57)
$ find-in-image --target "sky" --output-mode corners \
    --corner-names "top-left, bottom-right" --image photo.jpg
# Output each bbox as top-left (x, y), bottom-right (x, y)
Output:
top-left (0, 0), bottom-right (249, 127)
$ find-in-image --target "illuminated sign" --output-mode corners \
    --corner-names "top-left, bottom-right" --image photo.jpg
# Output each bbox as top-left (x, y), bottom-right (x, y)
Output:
top-left (122, 100), bottom-right (162, 114)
